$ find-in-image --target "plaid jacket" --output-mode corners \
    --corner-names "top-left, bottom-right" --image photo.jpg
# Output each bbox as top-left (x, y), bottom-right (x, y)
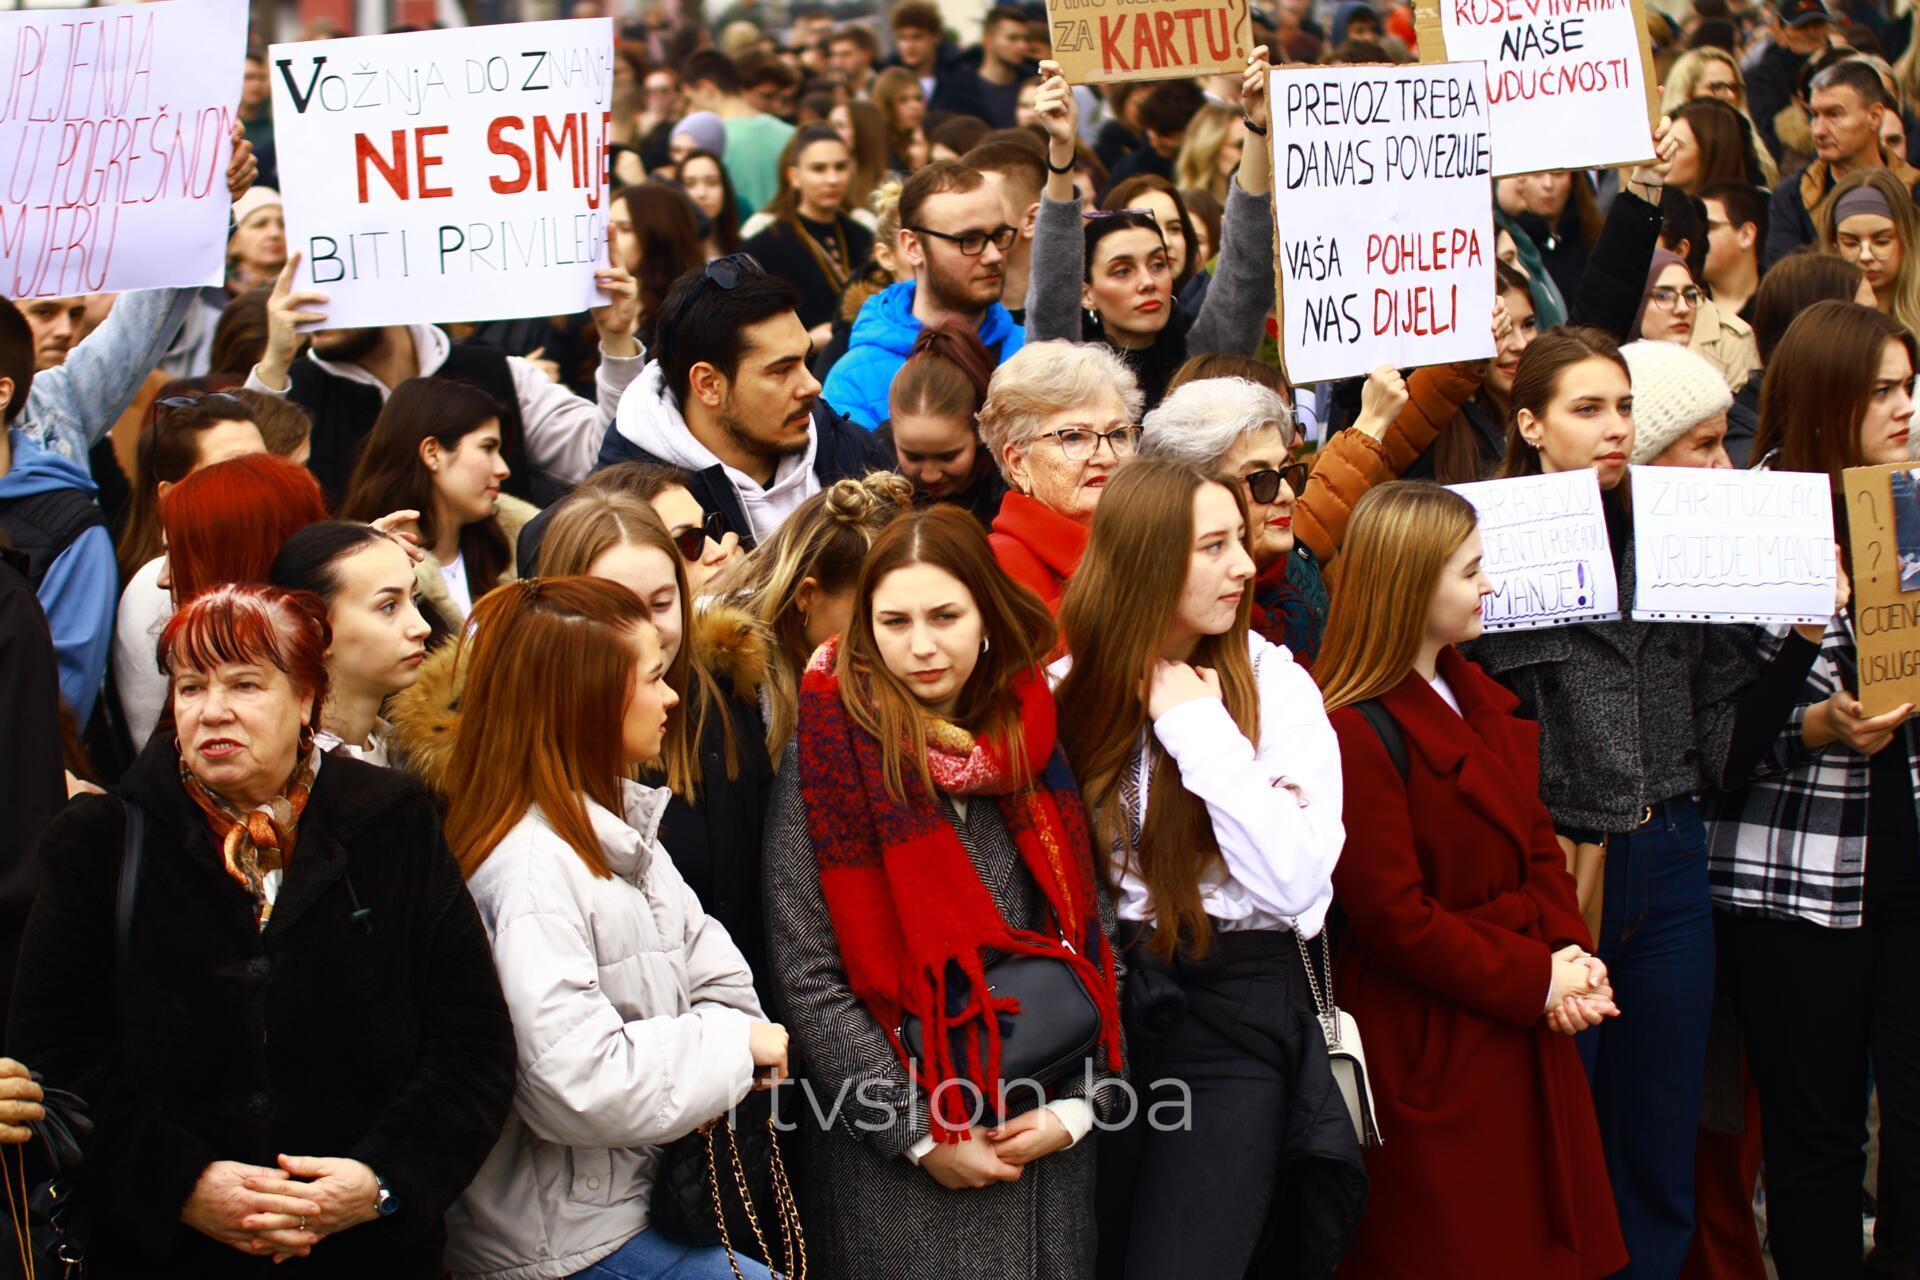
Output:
top-left (1709, 614), bottom-right (1920, 929)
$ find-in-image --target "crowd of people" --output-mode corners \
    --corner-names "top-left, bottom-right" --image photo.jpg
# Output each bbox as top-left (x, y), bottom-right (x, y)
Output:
top-left (1, 0), bottom-right (1919, 1277)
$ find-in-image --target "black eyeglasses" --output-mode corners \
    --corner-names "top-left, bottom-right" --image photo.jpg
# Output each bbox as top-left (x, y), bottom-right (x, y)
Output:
top-left (907, 224), bottom-right (1018, 256)
top-left (1243, 462), bottom-right (1309, 505)
top-left (656, 253), bottom-right (764, 363)
top-left (671, 510), bottom-right (728, 561)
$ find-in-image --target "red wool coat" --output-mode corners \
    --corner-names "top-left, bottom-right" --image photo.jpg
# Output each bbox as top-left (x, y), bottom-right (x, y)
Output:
top-left (1330, 648), bottom-right (1628, 1280)
top-left (987, 492), bottom-right (1090, 615)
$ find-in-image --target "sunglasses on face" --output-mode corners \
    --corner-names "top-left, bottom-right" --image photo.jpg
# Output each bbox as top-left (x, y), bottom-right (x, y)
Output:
top-left (1243, 462), bottom-right (1309, 505)
top-left (672, 509), bottom-right (728, 561)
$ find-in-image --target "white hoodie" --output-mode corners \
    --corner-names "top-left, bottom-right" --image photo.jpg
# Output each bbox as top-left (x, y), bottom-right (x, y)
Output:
top-left (614, 362), bottom-right (820, 544)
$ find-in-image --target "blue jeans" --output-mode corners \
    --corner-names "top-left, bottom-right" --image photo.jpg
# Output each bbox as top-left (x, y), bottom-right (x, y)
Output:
top-left (1578, 797), bottom-right (1717, 1280)
top-left (573, 1228), bottom-right (775, 1280)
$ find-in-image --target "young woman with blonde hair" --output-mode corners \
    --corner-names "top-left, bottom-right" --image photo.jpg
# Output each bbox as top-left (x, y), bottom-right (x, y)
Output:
top-left (708, 471), bottom-right (913, 756)
top-left (442, 576), bottom-right (789, 1280)
top-left (1821, 167), bottom-right (1920, 338)
top-left (763, 505), bottom-right (1124, 1276)
top-left (1172, 102), bottom-right (1244, 205)
top-left (1053, 457), bottom-right (1355, 1277)
top-left (1660, 48), bottom-right (1779, 183)
top-left (1314, 482), bottom-right (1624, 1279)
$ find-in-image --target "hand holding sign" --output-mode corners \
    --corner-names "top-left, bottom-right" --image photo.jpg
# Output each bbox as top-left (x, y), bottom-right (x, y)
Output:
top-left (1241, 45), bottom-right (1272, 133)
top-left (1624, 115), bottom-right (1676, 205)
top-left (1352, 366), bottom-right (1411, 442)
top-left (592, 226), bottom-right (641, 358)
top-left (1806, 691), bottom-right (1914, 755)
top-left (1034, 60), bottom-right (1080, 185)
top-left (228, 121), bottom-right (260, 205)
top-left (259, 253), bottom-right (330, 392)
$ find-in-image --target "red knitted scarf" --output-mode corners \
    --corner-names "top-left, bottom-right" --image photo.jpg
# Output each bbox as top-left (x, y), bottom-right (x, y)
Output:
top-left (797, 638), bottom-right (1124, 1143)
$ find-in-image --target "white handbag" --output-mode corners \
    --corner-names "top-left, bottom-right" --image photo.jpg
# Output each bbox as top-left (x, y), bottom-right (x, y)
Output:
top-left (1295, 926), bottom-right (1383, 1147)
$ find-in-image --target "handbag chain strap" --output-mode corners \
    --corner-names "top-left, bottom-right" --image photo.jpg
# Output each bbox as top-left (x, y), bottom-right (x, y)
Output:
top-left (704, 1116), bottom-right (808, 1280)
top-left (1293, 925), bottom-right (1342, 1047)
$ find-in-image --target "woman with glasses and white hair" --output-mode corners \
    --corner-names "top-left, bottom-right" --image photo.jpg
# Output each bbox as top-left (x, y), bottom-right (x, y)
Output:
top-left (1024, 53), bottom-right (1277, 411)
top-left (978, 340), bottom-right (1144, 614)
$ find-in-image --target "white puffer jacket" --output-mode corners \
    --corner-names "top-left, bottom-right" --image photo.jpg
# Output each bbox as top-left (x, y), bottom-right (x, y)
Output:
top-left (444, 780), bottom-right (763, 1280)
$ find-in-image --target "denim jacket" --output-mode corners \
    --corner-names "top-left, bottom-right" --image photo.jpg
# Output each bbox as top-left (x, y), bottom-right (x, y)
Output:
top-left (19, 288), bottom-right (194, 468)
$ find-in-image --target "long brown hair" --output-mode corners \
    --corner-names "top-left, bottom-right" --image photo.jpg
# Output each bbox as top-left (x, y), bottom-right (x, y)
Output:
top-left (338, 377), bottom-right (514, 602)
top-left (889, 320), bottom-right (994, 420)
top-left (1428, 261), bottom-right (1533, 485)
top-left (838, 505), bottom-right (1056, 801)
top-left (444, 576), bottom-right (651, 879)
top-left (1753, 299), bottom-right (1918, 486)
top-left (1497, 326), bottom-right (1630, 478)
top-left (1315, 484), bottom-right (1481, 712)
top-left (537, 490), bottom-right (741, 796)
top-left (616, 183), bottom-right (706, 350)
top-left (1055, 458), bottom-right (1259, 960)
top-left (118, 385), bottom-right (259, 579)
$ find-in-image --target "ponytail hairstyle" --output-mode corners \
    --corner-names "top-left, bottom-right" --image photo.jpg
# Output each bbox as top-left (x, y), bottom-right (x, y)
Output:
top-left (267, 520), bottom-right (394, 608)
top-left (1055, 458), bottom-right (1259, 961)
top-left (537, 490), bottom-right (742, 795)
top-left (1497, 326), bottom-right (1630, 479)
top-left (1314, 483), bottom-right (1481, 712)
top-left (839, 505), bottom-right (1056, 801)
top-left (708, 472), bottom-right (914, 756)
top-left (888, 320), bottom-right (994, 421)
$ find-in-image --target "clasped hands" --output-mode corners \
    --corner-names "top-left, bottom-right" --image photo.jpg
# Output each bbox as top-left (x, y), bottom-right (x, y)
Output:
top-left (182, 1154), bottom-right (381, 1263)
top-left (1544, 945), bottom-right (1619, 1035)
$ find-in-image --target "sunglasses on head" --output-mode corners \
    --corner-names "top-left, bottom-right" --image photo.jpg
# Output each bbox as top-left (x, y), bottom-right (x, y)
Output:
top-left (1243, 461), bottom-right (1309, 505)
top-left (149, 390), bottom-right (253, 478)
top-left (655, 253), bottom-right (764, 364)
top-left (672, 509), bottom-right (728, 561)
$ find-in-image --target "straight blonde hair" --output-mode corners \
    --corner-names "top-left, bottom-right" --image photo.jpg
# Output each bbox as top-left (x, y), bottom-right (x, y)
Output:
top-left (1056, 458), bottom-right (1258, 960)
top-left (1315, 483), bottom-right (1481, 713)
top-left (1822, 166), bottom-right (1920, 343)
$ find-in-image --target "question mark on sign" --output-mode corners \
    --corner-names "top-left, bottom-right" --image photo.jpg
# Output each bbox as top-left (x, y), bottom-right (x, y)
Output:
top-left (1868, 539), bottom-right (1886, 583)
top-left (1230, 0), bottom-right (1247, 59)
top-left (1859, 487), bottom-right (1881, 526)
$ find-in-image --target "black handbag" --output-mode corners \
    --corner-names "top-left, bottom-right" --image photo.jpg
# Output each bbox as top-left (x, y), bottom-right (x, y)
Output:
top-left (898, 950), bottom-right (1101, 1103)
top-left (0, 800), bottom-right (140, 1278)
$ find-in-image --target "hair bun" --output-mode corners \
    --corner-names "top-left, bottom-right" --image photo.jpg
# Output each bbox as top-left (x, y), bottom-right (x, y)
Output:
top-left (823, 472), bottom-right (913, 523)
top-left (870, 179), bottom-right (903, 219)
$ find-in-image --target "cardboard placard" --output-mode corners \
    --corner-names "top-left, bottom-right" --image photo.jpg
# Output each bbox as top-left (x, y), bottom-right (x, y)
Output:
top-left (1628, 466), bottom-right (1836, 625)
top-left (1412, 0), bottom-right (1658, 176)
top-left (1046, 0), bottom-right (1253, 84)
top-left (269, 18), bottom-right (613, 330)
top-left (0, 0), bottom-right (246, 298)
top-left (1450, 469), bottom-right (1619, 630)
top-left (1269, 62), bottom-right (1496, 385)
top-left (1843, 462), bottom-right (1920, 715)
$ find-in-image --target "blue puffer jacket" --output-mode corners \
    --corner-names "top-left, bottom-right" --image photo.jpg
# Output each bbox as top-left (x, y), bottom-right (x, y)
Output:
top-left (819, 282), bottom-right (1026, 429)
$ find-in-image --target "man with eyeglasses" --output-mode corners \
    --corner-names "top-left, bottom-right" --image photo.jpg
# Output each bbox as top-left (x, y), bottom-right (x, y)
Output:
top-left (820, 161), bottom-right (1028, 429)
top-left (595, 257), bottom-right (889, 546)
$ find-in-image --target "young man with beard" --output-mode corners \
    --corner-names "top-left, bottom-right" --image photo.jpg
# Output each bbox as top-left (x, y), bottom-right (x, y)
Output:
top-left (593, 260), bottom-right (889, 546)
top-left (821, 162), bottom-right (1027, 428)
top-left (247, 250), bottom-right (644, 506)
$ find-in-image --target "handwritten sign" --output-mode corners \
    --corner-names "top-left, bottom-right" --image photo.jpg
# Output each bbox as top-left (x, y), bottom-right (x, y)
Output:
top-left (270, 18), bottom-right (613, 330)
top-left (1270, 63), bottom-right (1496, 385)
top-left (1413, 0), bottom-right (1658, 175)
top-left (1450, 469), bottom-right (1618, 630)
top-left (1046, 0), bottom-right (1252, 85)
top-left (0, 0), bottom-right (246, 298)
top-left (1844, 462), bottom-right (1920, 715)
top-left (1629, 466), bottom-right (1835, 625)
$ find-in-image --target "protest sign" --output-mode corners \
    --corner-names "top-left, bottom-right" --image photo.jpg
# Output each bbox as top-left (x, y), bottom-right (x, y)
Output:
top-left (1412, 0), bottom-right (1658, 176)
top-left (1628, 466), bottom-right (1835, 625)
top-left (1046, 0), bottom-right (1253, 85)
top-left (1270, 62), bottom-right (1496, 385)
top-left (270, 18), bottom-right (613, 330)
top-left (0, 0), bottom-right (246, 298)
top-left (1450, 469), bottom-right (1618, 630)
top-left (1843, 462), bottom-right (1920, 715)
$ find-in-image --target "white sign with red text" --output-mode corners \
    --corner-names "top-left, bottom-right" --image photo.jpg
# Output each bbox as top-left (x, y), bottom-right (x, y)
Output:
top-left (270, 18), bottom-right (613, 329)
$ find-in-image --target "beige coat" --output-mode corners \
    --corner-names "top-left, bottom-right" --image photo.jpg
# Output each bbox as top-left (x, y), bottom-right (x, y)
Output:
top-left (414, 493), bottom-right (539, 628)
top-left (1690, 297), bottom-right (1761, 394)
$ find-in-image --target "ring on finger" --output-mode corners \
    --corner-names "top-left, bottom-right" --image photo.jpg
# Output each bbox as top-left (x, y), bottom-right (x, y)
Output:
top-left (299, 1215), bottom-right (308, 1232)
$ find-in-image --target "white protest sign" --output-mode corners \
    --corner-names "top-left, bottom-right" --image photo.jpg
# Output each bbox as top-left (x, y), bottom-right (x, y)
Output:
top-left (1450, 469), bottom-right (1619, 630)
top-left (1416, 0), bottom-right (1657, 176)
top-left (270, 19), bottom-right (613, 330)
top-left (1271, 63), bottom-right (1496, 385)
top-left (1628, 465), bottom-right (1835, 624)
top-left (0, 0), bottom-right (246, 298)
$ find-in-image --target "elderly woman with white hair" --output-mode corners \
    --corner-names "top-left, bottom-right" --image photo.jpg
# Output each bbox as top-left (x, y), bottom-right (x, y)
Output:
top-left (1139, 375), bottom-right (1335, 662)
top-left (1621, 339), bottom-right (1736, 469)
top-left (979, 339), bottom-right (1144, 613)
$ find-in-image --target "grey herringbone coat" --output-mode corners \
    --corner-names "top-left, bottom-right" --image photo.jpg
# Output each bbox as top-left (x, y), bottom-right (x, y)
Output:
top-left (764, 747), bottom-right (1122, 1279)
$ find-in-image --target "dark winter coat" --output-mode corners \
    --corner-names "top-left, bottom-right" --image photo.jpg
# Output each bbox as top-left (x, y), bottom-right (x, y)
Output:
top-left (7, 736), bottom-right (516, 1277)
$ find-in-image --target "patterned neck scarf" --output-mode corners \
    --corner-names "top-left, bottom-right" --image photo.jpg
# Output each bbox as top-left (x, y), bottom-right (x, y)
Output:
top-left (180, 744), bottom-right (321, 930)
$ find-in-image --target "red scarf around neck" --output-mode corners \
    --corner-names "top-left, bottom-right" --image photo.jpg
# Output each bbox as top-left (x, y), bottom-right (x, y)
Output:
top-left (797, 638), bottom-right (1123, 1142)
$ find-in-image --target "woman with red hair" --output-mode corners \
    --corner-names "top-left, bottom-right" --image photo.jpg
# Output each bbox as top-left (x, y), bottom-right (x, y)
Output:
top-left (11, 583), bottom-right (515, 1276)
top-left (112, 452), bottom-right (328, 749)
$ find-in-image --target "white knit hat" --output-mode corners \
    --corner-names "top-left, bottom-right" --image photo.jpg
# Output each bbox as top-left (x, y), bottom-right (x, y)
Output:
top-left (230, 186), bottom-right (281, 229)
top-left (1622, 340), bottom-right (1734, 465)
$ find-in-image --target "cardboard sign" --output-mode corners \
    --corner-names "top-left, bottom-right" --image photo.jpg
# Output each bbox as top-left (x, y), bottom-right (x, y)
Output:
top-left (1843, 462), bottom-right (1920, 715)
top-left (1412, 0), bottom-right (1658, 176)
top-left (270, 18), bottom-right (613, 330)
top-left (0, 0), bottom-right (246, 298)
top-left (1450, 469), bottom-right (1619, 630)
top-left (1628, 466), bottom-right (1836, 625)
top-left (1046, 0), bottom-right (1253, 85)
top-left (1270, 63), bottom-right (1496, 385)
